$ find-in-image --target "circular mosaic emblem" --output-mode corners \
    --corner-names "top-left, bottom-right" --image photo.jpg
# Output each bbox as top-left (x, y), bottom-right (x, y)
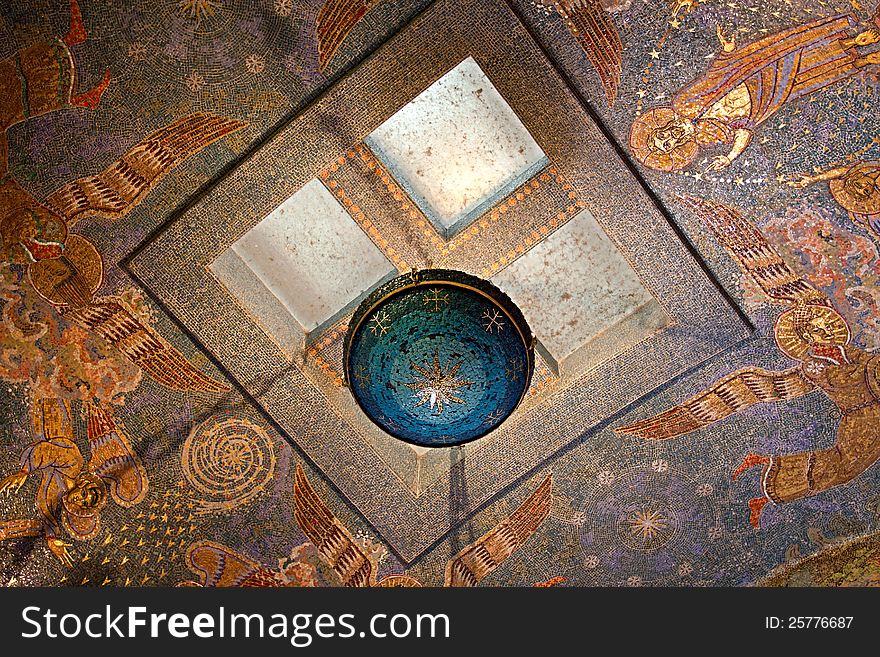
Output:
top-left (572, 465), bottom-right (733, 585)
top-left (182, 415), bottom-right (276, 514)
top-left (615, 500), bottom-right (679, 551)
top-left (344, 269), bottom-right (534, 447)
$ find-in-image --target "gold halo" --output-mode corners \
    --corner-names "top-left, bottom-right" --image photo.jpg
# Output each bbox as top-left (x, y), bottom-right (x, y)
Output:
top-left (629, 107), bottom-right (699, 172)
top-left (774, 305), bottom-right (850, 361)
top-left (830, 161), bottom-right (880, 215)
top-left (376, 575), bottom-right (423, 587)
top-left (28, 234), bottom-right (103, 306)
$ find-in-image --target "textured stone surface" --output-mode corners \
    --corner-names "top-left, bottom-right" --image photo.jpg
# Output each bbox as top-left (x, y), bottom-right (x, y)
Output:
top-left (217, 179), bottom-right (395, 333)
top-left (365, 57), bottom-right (548, 237)
top-left (9, 0), bottom-right (877, 588)
top-left (493, 209), bottom-right (660, 363)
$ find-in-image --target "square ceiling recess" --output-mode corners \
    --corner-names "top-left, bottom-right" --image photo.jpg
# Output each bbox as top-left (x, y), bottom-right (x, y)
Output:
top-left (493, 209), bottom-right (669, 376)
top-left (211, 178), bottom-right (395, 342)
top-left (365, 56), bottom-right (548, 239)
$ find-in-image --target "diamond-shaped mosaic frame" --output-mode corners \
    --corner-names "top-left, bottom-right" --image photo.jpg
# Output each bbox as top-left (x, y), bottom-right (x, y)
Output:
top-left (128, 0), bottom-right (751, 561)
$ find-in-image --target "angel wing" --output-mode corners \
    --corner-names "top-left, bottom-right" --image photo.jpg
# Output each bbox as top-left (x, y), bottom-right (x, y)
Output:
top-left (615, 367), bottom-right (816, 440)
top-left (1, 132), bottom-right (8, 177)
top-left (60, 298), bottom-right (231, 394)
top-left (316, 0), bottom-right (380, 73)
top-left (181, 540), bottom-right (282, 587)
top-left (44, 112), bottom-right (246, 227)
top-left (552, 0), bottom-right (622, 107)
top-left (676, 195), bottom-right (829, 306)
top-left (84, 402), bottom-right (147, 507)
top-left (444, 473), bottom-right (553, 587)
top-left (293, 462), bottom-right (374, 587)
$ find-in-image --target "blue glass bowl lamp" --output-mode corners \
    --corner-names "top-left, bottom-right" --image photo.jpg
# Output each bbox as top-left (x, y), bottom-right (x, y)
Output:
top-left (344, 269), bottom-right (535, 448)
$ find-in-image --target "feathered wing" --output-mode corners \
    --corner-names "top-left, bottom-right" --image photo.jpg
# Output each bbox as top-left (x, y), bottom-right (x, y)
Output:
top-left (615, 367), bottom-right (816, 440)
top-left (60, 298), bottom-right (231, 394)
top-left (27, 399), bottom-right (77, 537)
top-left (554, 0), bottom-right (622, 107)
top-left (182, 541), bottom-right (281, 587)
top-left (0, 132), bottom-right (8, 177)
top-left (293, 463), bottom-right (374, 587)
top-left (85, 402), bottom-right (147, 507)
top-left (316, 0), bottom-right (380, 72)
top-left (676, 195), bottom-right (829, 306)
top-left (444, 473), bottom-right (553, 587)
top-left (44, 113), bottom-right (246, 226)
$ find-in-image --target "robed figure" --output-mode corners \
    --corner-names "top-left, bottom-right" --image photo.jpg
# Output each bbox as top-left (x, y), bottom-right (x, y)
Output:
top-left (631, 15), bottom-right (880, 172)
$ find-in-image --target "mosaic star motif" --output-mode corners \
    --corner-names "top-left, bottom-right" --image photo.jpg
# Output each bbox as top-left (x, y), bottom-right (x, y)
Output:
top-left (484, 408), bottom-right (506, 425)
top-left (404, 352), bottom-right (474, 415)
top-left (628, 508), bottom-right (670, 541)
top-left (353, 365), bottom-right (371, 386)
top-left (128, 42), bottom-right (147, 61)
top-left (274, 0), bottom-right (294, 16)
top-left (368, 311), bottom-right (391, 336)
top-left (178, 0), bottom-right (220, 21)
top-left (423, 288), bottom-right (450, 312)
top-left (245, 54), bottom-right (266, 74)
top-left (185, 71), bottom-right (206, 93)
top-left (481, 308), bottom-right (506, 333)
top-left (376, 414), bottom-right (403, 434)
top-left (505, 357), bottom-right (523, 380)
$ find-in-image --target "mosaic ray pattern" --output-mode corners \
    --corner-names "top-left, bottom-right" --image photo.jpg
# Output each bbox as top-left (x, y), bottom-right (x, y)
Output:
top-left (344, 270), bottom-right (534, 446)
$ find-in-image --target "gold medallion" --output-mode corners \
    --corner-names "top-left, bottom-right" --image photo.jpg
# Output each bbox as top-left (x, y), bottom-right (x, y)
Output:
top-left (829, 161), bottom-right (880, 215)
top-left (28, 234), bottom-right (103, 306)
top-left (774, 304), bottom-right (850, 361)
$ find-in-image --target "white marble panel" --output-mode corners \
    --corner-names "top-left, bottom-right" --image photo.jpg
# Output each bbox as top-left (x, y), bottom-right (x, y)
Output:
top-left (214, 179), bottom-right (395, 333)
top-left (493, 209), bottom-right (661, 363)
top-left (365, 57), bottom-right (548, 236)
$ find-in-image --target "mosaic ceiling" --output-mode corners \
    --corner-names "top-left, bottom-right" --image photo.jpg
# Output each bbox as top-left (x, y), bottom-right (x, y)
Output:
top-left (1, 0), bottom-right (880, 588)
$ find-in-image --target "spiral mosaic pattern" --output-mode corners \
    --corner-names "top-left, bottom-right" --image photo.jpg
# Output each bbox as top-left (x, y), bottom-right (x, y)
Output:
top-left (182, 416), bottom-right (276, 514)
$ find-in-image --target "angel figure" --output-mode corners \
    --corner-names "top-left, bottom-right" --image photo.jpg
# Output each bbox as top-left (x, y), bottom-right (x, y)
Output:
top-left (616, 195), bottom-right (880, 529)
top-left (179, 463), bottom-right (553, 587)
top-left (788, 161), bottom-right (880, 237)
top-left (1, 0), bottom-right (245, 395)
top-left (0, 398), bottom-right (147, 566)
top-left (630, 14), bottom-right (880, 172)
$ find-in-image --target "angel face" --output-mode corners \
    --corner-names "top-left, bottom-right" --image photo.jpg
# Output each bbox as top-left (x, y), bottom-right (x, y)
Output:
top-left (651, 117), bottom-right (695, 154)
top-left (843, 168), bottom-right (880, 200)
top-left (800, 315), bottom-right (840, 346)
top-left (775, 305), bottom-right (850, 362)
top-left (63, 474), bottom-right (107, 516)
